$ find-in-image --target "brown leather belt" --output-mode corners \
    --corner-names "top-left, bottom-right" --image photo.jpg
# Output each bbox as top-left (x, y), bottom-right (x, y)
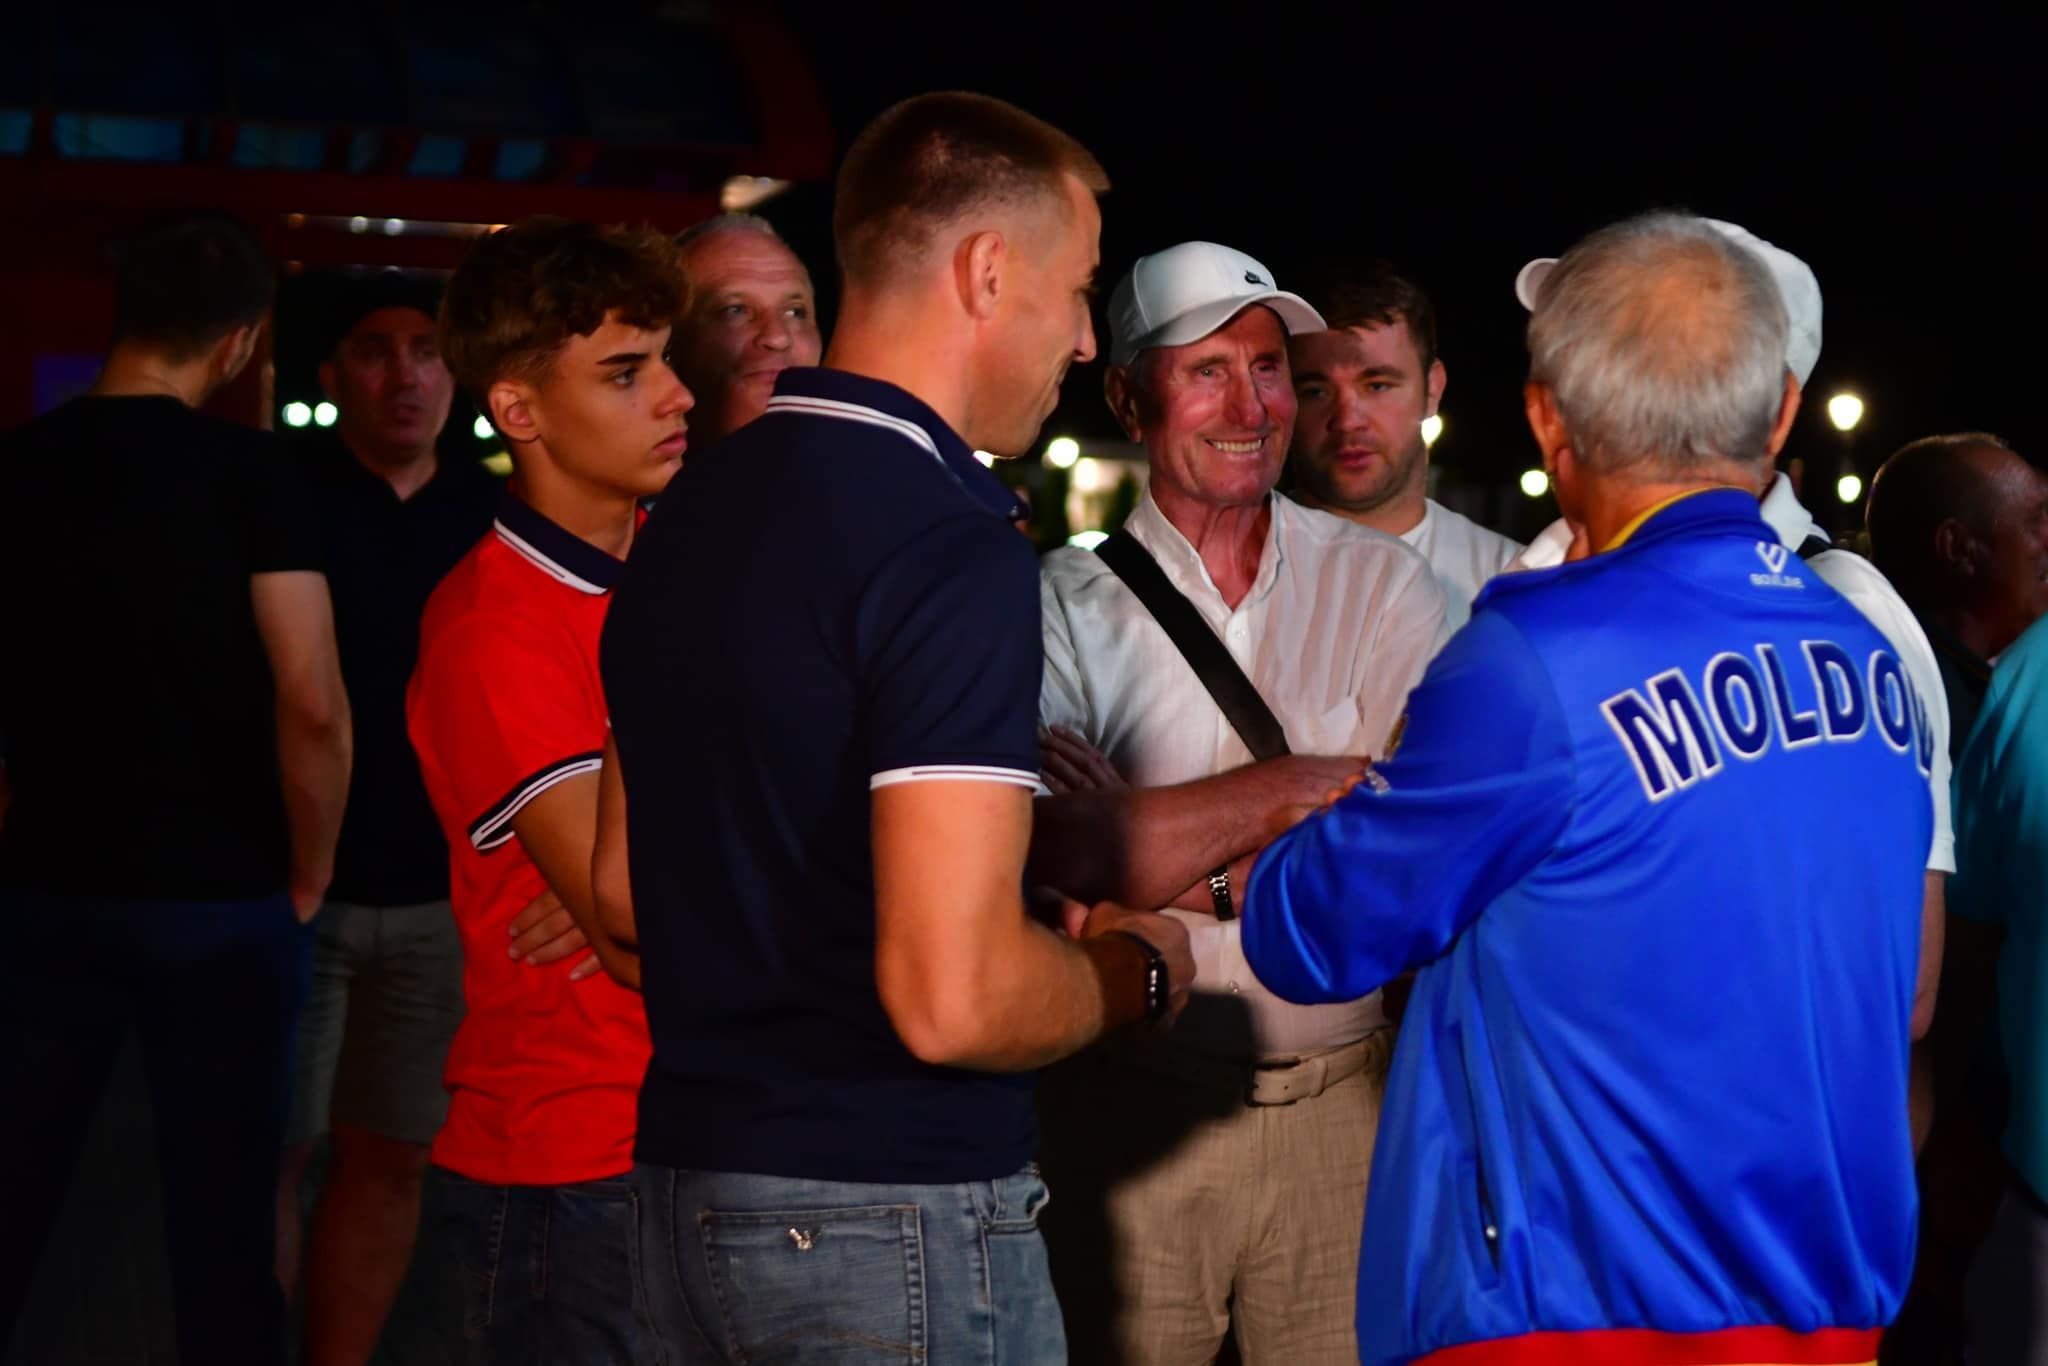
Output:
top-left (1103, 1029), bottom-right (1393, 1107)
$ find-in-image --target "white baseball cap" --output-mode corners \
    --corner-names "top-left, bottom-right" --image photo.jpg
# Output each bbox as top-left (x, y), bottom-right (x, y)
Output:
top-left (1513, 218), bottom-right (1823, 387)
top-left (1107, 241), bottom-right (1326, 367)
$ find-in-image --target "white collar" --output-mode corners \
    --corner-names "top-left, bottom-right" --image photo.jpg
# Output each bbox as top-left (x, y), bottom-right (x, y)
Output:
top-left (1758, 472), bottom-right (1824, 551)
top-left (1125, 488), bottom-right (1286, 611)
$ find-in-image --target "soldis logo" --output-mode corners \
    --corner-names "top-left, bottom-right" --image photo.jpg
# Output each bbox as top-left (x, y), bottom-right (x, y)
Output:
top-left (1750, 541), bottom-right (1805, 589)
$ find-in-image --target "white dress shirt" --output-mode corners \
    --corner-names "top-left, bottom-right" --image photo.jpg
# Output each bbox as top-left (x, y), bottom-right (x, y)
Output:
top-left (1040, 491), bottom-right (1450, 1060)
top-left (1399, 498), bottom-right (1524, 629)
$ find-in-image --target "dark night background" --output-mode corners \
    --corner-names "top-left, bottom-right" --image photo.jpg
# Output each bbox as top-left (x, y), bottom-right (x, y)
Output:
top-left (2, 2), bottom-right (2044, 1359)
top-left (770, 2), bottom-right (2043, 539)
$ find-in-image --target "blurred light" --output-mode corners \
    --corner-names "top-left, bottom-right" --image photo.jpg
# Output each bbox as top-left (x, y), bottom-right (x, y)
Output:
top-left (1045, 436), bottom-right (1081, 468)
top-left (973, 449), bottom-right (996, 467)
top-left (348, 215), bottom-right (369, 234)
top-left (1067, 529), bottom-right (1110, 550)
top-left (1072, 456), bottom-right (1120, 493)
top-left (1837, 474), bottom-right (1864, 504)
top-left (382, 217), bottom-right (406, 236)
top-left (1420, 413), bottom-right (1444, 447)
top-left (721, 176), bottom-right (793, 213)
top-left (1519, 468), bottom-right (1550, 498)
top-left (473, 415), bottom-right (495, 441)
top-left (284, 212), bottom-right (306, 229)
top-left (1827, 392), bottom-right (1865, 432)
top-left (482, 450), bottom-right (513, 477)
top-left (281, 401), bottom-right (312, 428)
top-left (313, 401), bottom-right (338, 428)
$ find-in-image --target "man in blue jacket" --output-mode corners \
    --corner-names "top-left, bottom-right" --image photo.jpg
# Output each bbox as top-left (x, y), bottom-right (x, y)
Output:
top-left (1242, 211), bottom-right (1935, 1366)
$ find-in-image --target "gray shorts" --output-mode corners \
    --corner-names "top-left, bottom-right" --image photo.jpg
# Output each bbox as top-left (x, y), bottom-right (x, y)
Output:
top-left (285, 899), bottom-right (466, 1148)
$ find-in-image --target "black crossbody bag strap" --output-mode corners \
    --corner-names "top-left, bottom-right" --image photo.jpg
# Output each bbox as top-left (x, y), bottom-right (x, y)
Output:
top-left (1095, 530), bottom-right (1291, 761)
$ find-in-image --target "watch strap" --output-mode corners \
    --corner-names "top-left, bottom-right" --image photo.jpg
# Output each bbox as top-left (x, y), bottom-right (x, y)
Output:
top-left (1102, 929), bottom-right (1169, 1022)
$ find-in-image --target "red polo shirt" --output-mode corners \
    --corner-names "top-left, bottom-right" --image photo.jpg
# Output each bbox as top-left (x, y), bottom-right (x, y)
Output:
top-left (406, 492), bottom-right (650, 1186)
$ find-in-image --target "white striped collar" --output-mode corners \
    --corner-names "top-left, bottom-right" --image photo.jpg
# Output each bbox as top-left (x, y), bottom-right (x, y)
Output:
top-left (763, 393), bottom-right (944, 467)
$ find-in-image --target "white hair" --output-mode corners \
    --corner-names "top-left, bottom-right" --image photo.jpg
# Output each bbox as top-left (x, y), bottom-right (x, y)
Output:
top-left (673, 212), bottom-right (785, 253)
top-left (1527, 211), bottom-right (1788, 478)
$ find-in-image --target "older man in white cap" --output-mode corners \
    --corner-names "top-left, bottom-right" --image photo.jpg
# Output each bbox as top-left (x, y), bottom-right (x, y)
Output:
top-left (1029, 240), bottom-right (1449, 1365)
top-left (1510, 220), bottom-right (1952, 1067)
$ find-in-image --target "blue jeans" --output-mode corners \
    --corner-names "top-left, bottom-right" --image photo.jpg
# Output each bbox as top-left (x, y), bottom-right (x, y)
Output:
top-left (632, 1162), bottom-right (1065, 1365)
top-left (0, 888), bottom-right (313, 1366)
top-left (429, 1166), bottom-right (656, 1364)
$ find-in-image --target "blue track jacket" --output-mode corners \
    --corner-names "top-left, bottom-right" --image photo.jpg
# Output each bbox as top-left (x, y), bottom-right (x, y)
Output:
top-left (1243, 490), bottom-right (1931, 1366)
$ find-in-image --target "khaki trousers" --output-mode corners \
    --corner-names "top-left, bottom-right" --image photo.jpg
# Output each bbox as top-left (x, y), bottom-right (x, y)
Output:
top-left (1038, 1039), bottom-right (1384, 1366)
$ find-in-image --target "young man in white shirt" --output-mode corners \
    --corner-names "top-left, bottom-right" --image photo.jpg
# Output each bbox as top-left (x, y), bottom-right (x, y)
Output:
top-left (1287, 259), bottom-right (1522, 626)
top-left (1031, 241), bottom-right (1449, 1365)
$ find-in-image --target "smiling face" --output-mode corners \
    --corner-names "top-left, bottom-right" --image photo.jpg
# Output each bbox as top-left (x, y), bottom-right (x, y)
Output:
top-left (1288, 319), bottom-right (1444, 522)
top-left (672, 229), bottom-right (822, 443)
top-left (1112, 304), bottom-right (1295, 510)
top-left (968, 171), bottom-right (1102, 456)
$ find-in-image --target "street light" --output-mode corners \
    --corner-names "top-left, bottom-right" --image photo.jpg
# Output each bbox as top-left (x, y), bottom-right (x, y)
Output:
top-left (1837, 474), bottom-right (1864, 504)
top-left (1420, 414), bottom-right (1443, 447)
top-left (282, 401), bottom-right (312, 428)
top-left (1827, 392), bottom-right (1865, 433)
top-left (313, 401), bottom-right (338, 428)
top-left (1519, 468), bottom-right (1550, 498)
top-left (472, 415), bottom-right (494, 440)
top-left (1045, 436), bottom-right (1081, 469)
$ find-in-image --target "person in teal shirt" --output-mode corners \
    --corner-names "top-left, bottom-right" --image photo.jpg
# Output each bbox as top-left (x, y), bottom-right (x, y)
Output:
top-left (1955, 608), bottom-right (2048, 1362)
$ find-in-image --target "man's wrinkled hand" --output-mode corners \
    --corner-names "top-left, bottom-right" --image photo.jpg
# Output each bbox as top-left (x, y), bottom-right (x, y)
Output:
top-left (1039, 725), bottom-right (1126, 796)
top-left (1260, 754), bottom-right (1370, 840)
top-left (508, 888), bottom-right (601, 981)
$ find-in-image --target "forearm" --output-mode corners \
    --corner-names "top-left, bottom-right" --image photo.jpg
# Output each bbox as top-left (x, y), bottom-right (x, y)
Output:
top-left (276, 699), bottom-right (351, 901)
top-left (1165, 851), bottom-right (1255, 915)
top-left (1032, 769), bottom-right (1277, 908)
top-left (887, 910), bottom-right (1145, 1072)
top-left (583, 859), bottom-right (643, 989)
top-left (1912, 871), bottom-right (1945, 1042)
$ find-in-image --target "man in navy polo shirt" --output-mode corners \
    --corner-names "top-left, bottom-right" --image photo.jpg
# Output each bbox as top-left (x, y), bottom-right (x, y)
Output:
top-left (599, 92), bottom-right (1194, 1364)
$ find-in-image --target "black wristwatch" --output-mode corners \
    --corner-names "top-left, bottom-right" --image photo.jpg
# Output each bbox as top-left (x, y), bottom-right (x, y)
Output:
top-left (1104, 930), bottom-right (1170, 1021)
top-left (1207, 863), bottom-right (1236, 921)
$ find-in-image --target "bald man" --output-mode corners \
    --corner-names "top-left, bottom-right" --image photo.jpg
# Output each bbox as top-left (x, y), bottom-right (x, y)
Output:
top-left (1869, 433), bottom-right (2048, 751)
top-left (670, 215), bottom-right (824, 446)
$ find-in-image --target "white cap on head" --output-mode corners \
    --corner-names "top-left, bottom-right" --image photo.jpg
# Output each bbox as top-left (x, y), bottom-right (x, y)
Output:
top-left (1513, 218), bottom-right (1823, 388)
top-left (1107, 241), bottom-right (1326, 368)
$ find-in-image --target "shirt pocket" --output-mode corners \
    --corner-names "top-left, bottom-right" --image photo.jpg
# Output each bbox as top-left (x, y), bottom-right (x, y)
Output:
top-left (1287, 697), bottom-right (1364, 756)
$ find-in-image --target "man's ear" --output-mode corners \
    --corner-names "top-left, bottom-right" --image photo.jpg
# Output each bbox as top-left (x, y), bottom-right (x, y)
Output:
top-left (1424, 357), bottom-right (1447, 418)
top-left (1764, 371), bottom-right (1803, 459)
top-left (317, 358), bottom-right (339, 402)
top-left (1933, 518), bottom-right (1977, 577)
top-left (1103, 363), bottom-right (1145, 442)
top-left (213, 323), bottom-right (260, 388)
top-left (487, 379), bottom-right (541, 446)
top-left (1522, 381), bottom-right (1570, 469)
top-left (956, 230), bottom-right (1006, 322)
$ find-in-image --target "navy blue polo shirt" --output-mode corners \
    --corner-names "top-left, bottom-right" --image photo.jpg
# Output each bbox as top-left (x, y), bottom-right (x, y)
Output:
top-left (603, 367), bottom-right (1042, 1184)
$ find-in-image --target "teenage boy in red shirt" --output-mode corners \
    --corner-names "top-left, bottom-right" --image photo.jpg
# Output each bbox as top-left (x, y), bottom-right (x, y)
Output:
top-left (407, 217), bottom-right (687, 1360)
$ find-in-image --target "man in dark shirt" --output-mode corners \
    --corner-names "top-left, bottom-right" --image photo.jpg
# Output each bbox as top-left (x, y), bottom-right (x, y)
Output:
top-left (595, 92), bottom-right (1194, 1364)
top-left (1867, 431), bottom-right (2048, 1358)
top-left (273, 274), bottom-right (505, 1366)
top-left (0, 212), bottom-right (350, 1366)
